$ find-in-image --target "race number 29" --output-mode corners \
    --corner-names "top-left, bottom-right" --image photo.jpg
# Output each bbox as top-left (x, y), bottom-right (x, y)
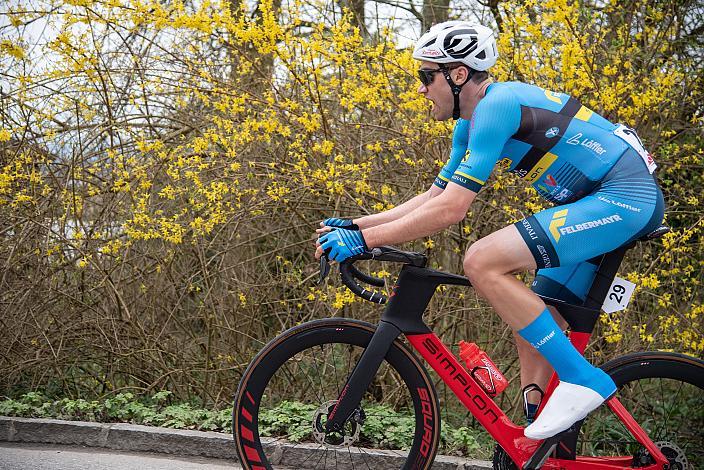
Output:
top-left (602, 277), bottom-right (636, 314)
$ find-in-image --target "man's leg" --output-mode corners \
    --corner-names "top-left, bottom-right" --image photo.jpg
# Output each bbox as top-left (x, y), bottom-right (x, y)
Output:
top-left (514, 331), bottom-right (551, 423)
top-left (513, 306), bottom-right (566, 422)
top-left (463, 225), bottom-right (615, 439)
top-left (519, 262), bottom-right (600, 421)
top-left (474, 165), bottom-right (664, 438)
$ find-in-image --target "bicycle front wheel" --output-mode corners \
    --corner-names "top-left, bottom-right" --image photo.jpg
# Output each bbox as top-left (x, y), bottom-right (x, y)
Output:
top-left (233, 318), bottom-right (441, 470)
top-left (573, 351), bottom-right (704, 468)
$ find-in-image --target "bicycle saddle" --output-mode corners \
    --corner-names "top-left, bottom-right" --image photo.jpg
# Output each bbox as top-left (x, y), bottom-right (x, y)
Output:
top-left (638, 224), bottom-right (670, 241)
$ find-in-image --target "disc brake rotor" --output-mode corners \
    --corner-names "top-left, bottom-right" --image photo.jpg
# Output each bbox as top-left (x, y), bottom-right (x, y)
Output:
top-left (634, 441), bottom-right (691, 469)
top-left (656, 441), bottom-right (690, 470)
top-left (311, 400), bottom-right (362, 448)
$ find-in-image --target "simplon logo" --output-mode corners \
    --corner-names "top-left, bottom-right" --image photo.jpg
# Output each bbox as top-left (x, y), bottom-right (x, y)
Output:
top-left (549, 209), bottom-right (568, 242)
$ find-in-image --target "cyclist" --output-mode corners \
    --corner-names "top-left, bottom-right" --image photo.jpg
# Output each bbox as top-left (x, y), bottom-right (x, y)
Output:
top-left (315, 21), bottom-right (665, 439)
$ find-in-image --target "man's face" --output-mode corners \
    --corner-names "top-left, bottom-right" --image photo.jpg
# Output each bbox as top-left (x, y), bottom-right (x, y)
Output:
top-left (417, 61), bottom-right (454, 120)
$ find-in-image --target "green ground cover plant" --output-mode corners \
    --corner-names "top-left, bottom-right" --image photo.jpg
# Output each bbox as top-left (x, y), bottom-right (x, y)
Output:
top-left (0, 391), bottom-right (491, 457)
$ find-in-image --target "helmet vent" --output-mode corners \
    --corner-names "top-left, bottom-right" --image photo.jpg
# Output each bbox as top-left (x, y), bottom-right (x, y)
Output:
top-left (422, 38), bottom-right (436, 48)
top-left (444, 32), bottom-right (478, 58)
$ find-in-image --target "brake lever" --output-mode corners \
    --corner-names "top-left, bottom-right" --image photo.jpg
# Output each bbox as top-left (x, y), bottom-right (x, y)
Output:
top-left (318, 255), bottom-right (331, 285)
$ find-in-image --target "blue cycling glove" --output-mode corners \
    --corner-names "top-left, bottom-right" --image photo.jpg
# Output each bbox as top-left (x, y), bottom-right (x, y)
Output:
top-left (323, 217), bottom-right (359, 230)
top-left (319, 228), bottom-right (368, 262)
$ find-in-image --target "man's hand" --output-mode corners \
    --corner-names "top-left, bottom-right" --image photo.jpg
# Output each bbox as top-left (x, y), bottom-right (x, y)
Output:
top-left (318, 228), bottom-right (368, 263)
top-left (315, 218), bottom-right (358, 240)
top-left (315, 217), bottom-right (359, 259)
top-left (322, 217), bottom-right (359, 230)
top-left (315, 218), bottom-right (352, 258)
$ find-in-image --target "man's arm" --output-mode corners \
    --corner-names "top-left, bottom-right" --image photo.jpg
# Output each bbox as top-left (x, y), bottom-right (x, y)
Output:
top-left (338, 119), bottom-right (471, 230)
top-left (319, 86), bottom-right (519, 256)
top-left (361, 183), bottom-right (476, 247)
top-left (363, 86), bottom-right (519, 245)
top-left (352, 185), bottom-right (444, 229)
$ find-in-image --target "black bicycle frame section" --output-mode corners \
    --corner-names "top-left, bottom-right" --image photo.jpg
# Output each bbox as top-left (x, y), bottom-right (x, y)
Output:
top-left (325, 264), bottom-right (469, 432)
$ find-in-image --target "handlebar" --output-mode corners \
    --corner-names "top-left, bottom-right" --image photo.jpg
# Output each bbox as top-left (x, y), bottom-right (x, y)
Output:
top-left (348, 264), bottom-right (385, 287)
top-left (318, 246), bottom-right (428, 305)
top-left (340, 262), bottom-right (387, 304)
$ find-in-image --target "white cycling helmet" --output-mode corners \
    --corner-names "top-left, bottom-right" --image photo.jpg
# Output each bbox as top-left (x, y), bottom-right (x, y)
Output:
top-left (413, 21), bottom-right (498, 71)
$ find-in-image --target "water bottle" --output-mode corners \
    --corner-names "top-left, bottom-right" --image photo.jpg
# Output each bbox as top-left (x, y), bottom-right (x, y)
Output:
top-left (459, 341), bottom-right (509, 397)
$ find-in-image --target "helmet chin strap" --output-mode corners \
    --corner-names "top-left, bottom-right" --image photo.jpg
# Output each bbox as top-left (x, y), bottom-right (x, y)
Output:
top-left (440, 66), bottom-right (475, 120)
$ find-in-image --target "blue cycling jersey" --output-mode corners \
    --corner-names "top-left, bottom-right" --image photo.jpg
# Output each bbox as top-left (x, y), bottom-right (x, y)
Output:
top-left (433, 81), bottom-right (665, 298)
top-left (434, 82), bottom-right (633, 204)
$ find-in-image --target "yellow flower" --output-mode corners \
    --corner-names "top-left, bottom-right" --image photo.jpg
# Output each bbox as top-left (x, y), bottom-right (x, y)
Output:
top-left (0, 40), bottom-right (24, 60)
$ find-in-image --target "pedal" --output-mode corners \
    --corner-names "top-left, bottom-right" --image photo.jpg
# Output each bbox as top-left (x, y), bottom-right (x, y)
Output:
top-left (522, 425), bottom-right (576, 470)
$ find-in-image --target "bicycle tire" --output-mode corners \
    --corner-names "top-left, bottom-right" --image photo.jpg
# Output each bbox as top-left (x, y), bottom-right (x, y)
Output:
top-left (233, 318), bottom-right (441, 470)
top-left (494, 351), bottom-right (704, 469)
top-left (575, 351), bottom-right (704, 468)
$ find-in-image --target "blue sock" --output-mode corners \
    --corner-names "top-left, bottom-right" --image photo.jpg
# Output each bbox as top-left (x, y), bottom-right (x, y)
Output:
top-left (519, 308), bottom-right (616, 399)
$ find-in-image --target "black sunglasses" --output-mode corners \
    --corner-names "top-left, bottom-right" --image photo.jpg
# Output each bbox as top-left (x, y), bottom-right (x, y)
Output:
top-left (417, 67), bottom-right (446, 86)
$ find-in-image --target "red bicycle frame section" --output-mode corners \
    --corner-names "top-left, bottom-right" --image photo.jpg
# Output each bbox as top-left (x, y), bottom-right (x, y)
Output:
top-left (407, 332), bottom-right (541, 465)
top-left (408, 330), bottom-right (669, 469)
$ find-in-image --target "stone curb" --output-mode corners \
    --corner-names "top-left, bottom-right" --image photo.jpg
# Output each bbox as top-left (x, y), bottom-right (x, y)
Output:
top-left (0, 417), bottom-right (491, 469)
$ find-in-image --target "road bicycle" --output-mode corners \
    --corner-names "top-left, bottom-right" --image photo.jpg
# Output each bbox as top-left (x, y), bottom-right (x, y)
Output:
top-left (233, 225), bottom-right (703, 469)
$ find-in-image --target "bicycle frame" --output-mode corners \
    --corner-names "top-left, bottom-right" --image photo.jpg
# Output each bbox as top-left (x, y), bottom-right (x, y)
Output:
top-left (325, 262), bottom-right (670, 469)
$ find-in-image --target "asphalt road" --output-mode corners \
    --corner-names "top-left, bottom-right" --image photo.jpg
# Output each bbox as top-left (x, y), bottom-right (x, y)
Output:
top-left (0, 442), bottom-right (243, 470)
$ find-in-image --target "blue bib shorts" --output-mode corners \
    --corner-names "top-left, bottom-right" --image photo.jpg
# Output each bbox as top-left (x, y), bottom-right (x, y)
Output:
top-left (515, 149), bottom-right (665, 303)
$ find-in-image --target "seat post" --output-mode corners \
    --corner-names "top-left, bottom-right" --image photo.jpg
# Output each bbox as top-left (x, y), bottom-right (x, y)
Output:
top-left (583, 244), bottom-right (632, 310)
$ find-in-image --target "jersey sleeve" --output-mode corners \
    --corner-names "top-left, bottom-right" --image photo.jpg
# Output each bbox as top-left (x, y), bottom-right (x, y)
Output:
top-left (449, 86), bottom-right (521, 193)
top-left (433, 119), bottom-right (470, 190)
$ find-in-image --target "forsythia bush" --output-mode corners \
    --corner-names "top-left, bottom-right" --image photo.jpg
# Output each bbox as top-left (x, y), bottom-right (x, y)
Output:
top-left (0, 0), bottom-right (701, 408)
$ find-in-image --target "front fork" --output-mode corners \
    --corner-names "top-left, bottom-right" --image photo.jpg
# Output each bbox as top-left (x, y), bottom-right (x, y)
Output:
top-left (325, 264), bottom-right (449, 433)
top-left (324, 320), bottom-right (402, 433)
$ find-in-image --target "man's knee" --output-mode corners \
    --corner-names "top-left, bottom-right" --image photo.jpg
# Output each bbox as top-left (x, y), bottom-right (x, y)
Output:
top-left (463, 242), bottom-right (495, 288)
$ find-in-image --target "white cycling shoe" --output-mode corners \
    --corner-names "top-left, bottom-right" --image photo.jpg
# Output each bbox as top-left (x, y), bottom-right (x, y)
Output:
top-left (524, 382), bottom-right (610, 440)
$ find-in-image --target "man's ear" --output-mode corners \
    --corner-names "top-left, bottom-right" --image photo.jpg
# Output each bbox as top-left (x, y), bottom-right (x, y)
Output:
top-left (454, 65), bottom-right (471, 86)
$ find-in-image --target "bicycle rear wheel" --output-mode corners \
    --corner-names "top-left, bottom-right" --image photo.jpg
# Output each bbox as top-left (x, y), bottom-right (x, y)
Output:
top-left (233, 318), bottom-right (441, 470)
top-left (493, 352), bottom-right (703, 469)
top-left (572, 352), bottom-right (703, 468)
